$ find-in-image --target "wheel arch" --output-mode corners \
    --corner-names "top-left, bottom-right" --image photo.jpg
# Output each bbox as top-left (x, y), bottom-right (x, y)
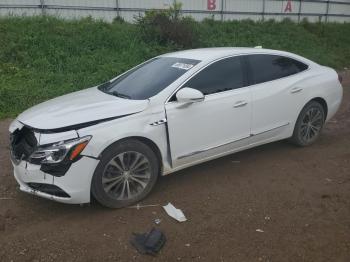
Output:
top-left (292, 96), bottom-right (328, 133)
top-left (309, 97), bottom-right (328, 120)
top-left (98, 136), bottom-right (163, 174)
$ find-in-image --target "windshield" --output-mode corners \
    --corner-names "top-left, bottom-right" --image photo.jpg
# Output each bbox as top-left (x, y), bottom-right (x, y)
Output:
top-left (98, 57), bottom-right (200, 100)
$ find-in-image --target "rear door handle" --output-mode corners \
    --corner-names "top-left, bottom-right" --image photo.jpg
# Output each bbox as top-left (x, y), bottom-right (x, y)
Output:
top-left (233, 100), bottom-right (248, 108)
top-left (291, 87), bottom-right (303, 94)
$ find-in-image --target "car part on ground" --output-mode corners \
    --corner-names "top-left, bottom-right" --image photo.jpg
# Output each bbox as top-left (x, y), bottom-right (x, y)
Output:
top-left (163, 203), bottom-right (187, 222)
top-left (130, 228), bottom-right (166, 256)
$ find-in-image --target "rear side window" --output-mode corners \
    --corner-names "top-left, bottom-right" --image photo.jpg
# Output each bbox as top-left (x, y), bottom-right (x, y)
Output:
top-left (184, 56), bottom-right (244, 95)
top-left (247, 54), bottom-right (308, 85)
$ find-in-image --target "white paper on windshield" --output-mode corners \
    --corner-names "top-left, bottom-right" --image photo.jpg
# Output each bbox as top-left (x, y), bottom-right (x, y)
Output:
top-left (171, 63), bottom-right (194, 70)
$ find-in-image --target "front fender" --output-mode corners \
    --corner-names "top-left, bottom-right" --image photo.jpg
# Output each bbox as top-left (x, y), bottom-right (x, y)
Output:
top-left (77, 110), bottom-right (171, 174)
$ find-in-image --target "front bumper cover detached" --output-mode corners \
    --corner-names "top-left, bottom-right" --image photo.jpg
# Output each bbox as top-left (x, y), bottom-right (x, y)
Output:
top-left (12, 156), bottom-right (99, 204)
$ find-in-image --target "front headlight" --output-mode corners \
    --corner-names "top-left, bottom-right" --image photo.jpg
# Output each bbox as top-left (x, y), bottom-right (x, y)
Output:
top-left (29, 136), bottom-right (92, 164)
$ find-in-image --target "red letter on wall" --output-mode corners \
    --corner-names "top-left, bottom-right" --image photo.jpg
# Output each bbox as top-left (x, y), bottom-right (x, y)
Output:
top-left (207, 0), bottom-right (217, 10)
top-left (284, 0), bottom-right (292, 13)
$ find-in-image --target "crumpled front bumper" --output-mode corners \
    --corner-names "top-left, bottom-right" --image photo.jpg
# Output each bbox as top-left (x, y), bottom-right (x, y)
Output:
top-left (12, 156), bottom-right (99, 204)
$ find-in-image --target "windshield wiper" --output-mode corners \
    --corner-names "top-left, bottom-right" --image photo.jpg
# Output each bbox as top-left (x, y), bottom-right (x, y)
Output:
top-left (97, 81), bottom-right (111, 91)
top-left (98, 83), bottom-right (132, 99)
top-left (111, 91), bottom-right (131, 99)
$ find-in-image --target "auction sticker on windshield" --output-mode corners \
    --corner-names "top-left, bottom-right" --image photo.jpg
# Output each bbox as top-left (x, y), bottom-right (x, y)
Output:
top-left (171, 63), bottom-right (194, 70)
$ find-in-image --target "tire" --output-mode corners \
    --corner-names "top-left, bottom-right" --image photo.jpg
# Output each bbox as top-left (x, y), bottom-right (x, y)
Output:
top-left (291, 101), bottom-right (325, 147)
top-left (91, 139), bottom-right (159, 208)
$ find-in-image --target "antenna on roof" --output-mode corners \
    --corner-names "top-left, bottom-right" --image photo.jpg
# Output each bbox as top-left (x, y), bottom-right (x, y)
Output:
top-left (254, 46), bottom-right (263, 49)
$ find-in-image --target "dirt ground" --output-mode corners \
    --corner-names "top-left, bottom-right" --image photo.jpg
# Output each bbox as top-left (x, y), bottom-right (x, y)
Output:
top-left (0, 72), bottom-right (349, 262)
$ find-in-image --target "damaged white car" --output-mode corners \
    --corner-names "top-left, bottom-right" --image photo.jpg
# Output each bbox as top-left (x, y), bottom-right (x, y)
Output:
top-left (9, 48), bottom-right (343, 208)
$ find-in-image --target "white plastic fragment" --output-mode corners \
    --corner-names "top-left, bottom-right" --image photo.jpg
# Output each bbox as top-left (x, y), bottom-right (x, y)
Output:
top-left (163, 203), bottom-right (187, 222)
top-left (256, 229), bottom-right (264, 233)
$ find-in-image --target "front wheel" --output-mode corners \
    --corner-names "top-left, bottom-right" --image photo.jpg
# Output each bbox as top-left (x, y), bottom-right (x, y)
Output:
top-left (91, 139), bottom-right (159, 208)
top-left (291, 101), bottom-right (325, 147)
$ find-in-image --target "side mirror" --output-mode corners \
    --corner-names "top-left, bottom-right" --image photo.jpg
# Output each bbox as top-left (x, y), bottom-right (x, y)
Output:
top-left (176, 87), bottom-right (204, 103)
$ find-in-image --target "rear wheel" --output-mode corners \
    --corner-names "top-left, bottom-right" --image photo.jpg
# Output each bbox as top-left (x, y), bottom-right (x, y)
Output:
top-left (291, 101), bottom-right (325, 147)
top-left (91, 139), bottom-right (159, 208)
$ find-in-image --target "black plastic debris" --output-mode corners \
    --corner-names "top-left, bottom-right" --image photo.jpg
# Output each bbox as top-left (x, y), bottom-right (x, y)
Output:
top-left (130, 228), bottom-right (166, 255)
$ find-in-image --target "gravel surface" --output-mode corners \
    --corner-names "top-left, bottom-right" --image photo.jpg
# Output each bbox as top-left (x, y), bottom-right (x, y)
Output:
top-left (0, 73), bottom-right (349, 262)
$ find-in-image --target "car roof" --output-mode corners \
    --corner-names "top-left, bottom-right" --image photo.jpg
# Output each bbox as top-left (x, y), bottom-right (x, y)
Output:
top-left (161, 47), bottom-right (314, 65)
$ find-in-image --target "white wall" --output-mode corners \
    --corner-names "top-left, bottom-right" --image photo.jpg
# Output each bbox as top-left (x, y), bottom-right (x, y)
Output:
top-left (0, 0), bottom-right (349, 23)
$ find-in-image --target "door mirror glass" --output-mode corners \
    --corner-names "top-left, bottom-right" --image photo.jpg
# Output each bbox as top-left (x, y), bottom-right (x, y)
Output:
top-left (176, 87), bottom-right (204, 103)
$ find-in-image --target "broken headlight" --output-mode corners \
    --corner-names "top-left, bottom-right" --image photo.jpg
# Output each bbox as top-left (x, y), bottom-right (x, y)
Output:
top-left (29, 136), bottom-right (92, 164)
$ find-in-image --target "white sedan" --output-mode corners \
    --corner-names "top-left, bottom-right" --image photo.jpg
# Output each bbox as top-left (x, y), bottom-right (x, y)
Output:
top-left (9, 48), bottom-right (343, 208)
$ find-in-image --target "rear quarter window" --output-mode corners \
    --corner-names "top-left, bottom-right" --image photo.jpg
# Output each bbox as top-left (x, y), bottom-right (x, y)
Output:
top-left (247, 54), bottom-right (309, 85)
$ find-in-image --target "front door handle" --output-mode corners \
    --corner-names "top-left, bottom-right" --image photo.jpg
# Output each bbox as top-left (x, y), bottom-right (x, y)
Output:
top-left (233, 100), bottom-right (248, 108)
top-left (291, 87), bottom-right (303, 94)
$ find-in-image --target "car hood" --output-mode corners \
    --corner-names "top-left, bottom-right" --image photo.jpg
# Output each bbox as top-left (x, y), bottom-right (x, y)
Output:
top-left (17, 87), bottom-right (149, 131)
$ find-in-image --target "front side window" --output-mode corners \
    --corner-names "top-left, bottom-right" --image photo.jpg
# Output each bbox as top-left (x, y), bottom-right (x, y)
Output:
top-left (99, 57), bottom-right (200, 100)
top-left (184, 56), bottom-right (244, 96)
top-left (247, 54), bottom-right (308, 85)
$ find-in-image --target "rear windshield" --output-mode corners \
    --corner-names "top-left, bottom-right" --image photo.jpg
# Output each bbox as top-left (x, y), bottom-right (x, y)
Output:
top-left (99, 57), bottom-right (200, 100)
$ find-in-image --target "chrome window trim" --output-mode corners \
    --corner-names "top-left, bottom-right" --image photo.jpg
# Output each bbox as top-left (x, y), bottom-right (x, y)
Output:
top-left (164, 52), bottom-right (311, 105)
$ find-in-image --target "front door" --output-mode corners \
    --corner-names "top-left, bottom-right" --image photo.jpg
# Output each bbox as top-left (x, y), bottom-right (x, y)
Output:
top-left (165, 56), bottom-right (251, 168)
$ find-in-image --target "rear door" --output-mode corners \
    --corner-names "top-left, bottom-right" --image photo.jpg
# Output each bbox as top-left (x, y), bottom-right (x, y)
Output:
top-left (165, 56), bottom-right (252, 168)
top-left (245, 54), bottom-right (309, 138)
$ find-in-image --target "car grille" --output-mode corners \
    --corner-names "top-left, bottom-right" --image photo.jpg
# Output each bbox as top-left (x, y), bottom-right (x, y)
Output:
top-left (10, 126), bottom-right (37, 162)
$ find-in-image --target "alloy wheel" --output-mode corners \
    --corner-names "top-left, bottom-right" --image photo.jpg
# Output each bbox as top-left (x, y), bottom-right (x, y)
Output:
top-left (102, 151), bottom-right (151, 200)
top-left (299, 107), bottom-right (323, 143)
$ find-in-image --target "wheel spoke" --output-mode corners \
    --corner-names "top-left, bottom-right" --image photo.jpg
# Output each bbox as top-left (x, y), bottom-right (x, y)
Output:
top-left (310, 125), bottom-right (320, 135)
top-left (311, 110), bottom-right (321, 122)
top-left (104, 177), bottom-right (124, 192)
top-left (129, 152), bottom-right (142, 170)
top-left (109, 159), bottom-right (124, 173)
top-left (309, 127), bottom-right (315, 137)
top-left (132, 173), bottom-right (151, 179)
top-left (117, 154), bottom-right (126, 170)
top-left (105, 168), bottom-right (121, 176)
top-left (300, 124), bottom-right (307, 136)
top-left (102, 176), bottom-right (122, 184)
top-left (133, 165), bottom-right (149, 174)
top-left (126, 180), bottom-right (131, 198)
top-left (306, 127), bottom-right (311, 140)
top-left (132, 158), bottom-right (148, 171)
top-left (119, 180), bottom-right (127, 199)
top-left (112, 180), bottom-right (124, 195)
top-left (312, 118), bottom-right (322, 126)
top-left (129, 176), bottom-right (147, 188)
